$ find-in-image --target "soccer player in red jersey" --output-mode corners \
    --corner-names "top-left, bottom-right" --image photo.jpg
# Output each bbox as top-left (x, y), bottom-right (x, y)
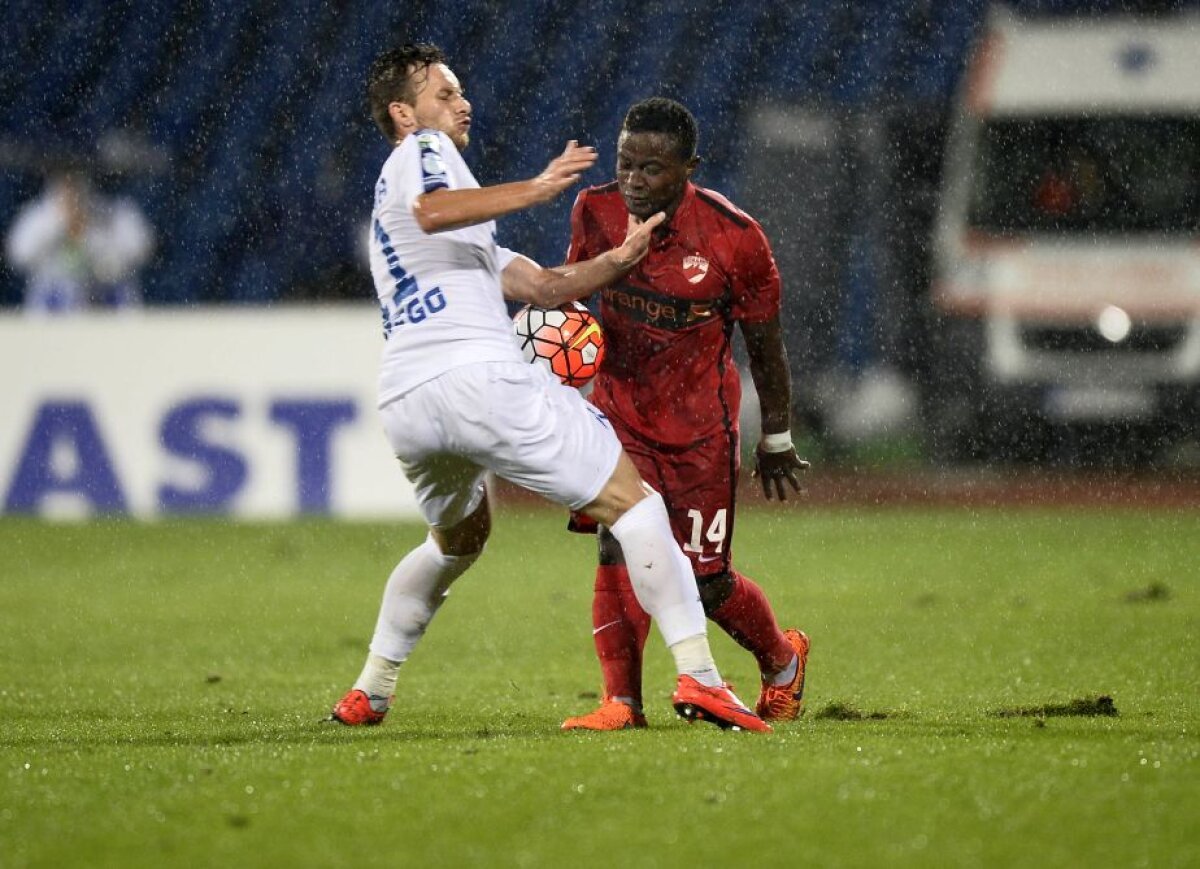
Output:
top-left (329, 48), bottom-right (769, 734)
top-left (561, 98), bottom-right (812, 731)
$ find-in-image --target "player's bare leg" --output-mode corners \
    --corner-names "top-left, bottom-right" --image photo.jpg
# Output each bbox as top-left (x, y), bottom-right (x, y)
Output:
top-left (329, 497), bottom-right (490, 725)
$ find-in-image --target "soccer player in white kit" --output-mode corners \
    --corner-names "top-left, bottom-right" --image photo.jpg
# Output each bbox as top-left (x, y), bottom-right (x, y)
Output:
top-left (329, 43), bottom-right (768, 733)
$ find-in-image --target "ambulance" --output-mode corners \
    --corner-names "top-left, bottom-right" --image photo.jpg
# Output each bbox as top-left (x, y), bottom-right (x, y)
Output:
top-left (928, 7), bottom-right (1200, 461)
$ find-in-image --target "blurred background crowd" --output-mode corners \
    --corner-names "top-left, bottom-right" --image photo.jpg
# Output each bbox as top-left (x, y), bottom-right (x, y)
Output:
top-left (3, 0), bottom-right (1197, 467)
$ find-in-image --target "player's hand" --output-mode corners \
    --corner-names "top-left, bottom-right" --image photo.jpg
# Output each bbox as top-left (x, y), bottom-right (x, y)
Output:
top-left (612, 211), bottom-right (666, 269)
top-left (532, 140), bottom-right (598, 202)
top-left (752, 445), bottom-right (810, 501)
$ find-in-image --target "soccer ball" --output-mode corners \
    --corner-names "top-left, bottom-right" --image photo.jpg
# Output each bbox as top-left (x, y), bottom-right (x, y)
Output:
top-left (512, 301), bottom-right (606, 388)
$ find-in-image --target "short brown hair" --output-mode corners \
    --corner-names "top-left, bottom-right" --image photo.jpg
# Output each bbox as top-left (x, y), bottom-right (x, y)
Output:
top-left (367, 43), bottom-right (446, 141)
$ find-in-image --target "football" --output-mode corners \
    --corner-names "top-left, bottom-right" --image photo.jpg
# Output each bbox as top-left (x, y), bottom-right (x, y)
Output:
top-left (512, 301), bottom-right (606, 388)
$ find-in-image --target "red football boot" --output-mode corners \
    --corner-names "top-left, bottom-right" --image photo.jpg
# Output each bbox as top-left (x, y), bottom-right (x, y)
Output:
top-left (562, 698), bottom-right (648, 731)
top-left (756, 629), bottom-right (811, 721)
top-left (672, 676), bottom-right (771, 733)
top-left (328, 689), bottom-right (391, 726)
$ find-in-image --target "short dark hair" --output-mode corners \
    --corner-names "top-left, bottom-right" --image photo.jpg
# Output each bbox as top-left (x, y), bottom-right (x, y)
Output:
top-left (622, 97), bottom-right (698, 161)
top-left (367, 43), bottom-right (446, 141)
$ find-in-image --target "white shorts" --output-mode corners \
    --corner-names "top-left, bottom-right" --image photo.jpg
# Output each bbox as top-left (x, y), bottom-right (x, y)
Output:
top-left (379, 361), bottom-right (623, 528)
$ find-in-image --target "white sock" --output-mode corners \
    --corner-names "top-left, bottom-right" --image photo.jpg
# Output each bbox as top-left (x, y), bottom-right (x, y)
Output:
top-left (352, 653), bottom-right (401, 712)
top-left (669, 634), bottom-right (722, 687)
top-left (363, 534), bottom-right (478, 672)
top-left (608, 493), bottom-right (719, 683)
top-left (770, 654), bottom-right (799, 687)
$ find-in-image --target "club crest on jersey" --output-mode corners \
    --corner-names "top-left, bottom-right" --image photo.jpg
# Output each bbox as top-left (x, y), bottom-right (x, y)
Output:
top-left (417, 132), bottom-right (448, 191)
top-left (682, 254), bottom-right (710, 284)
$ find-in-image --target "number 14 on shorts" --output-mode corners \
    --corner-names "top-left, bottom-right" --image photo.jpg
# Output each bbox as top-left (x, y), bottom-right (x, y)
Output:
top-left (683, 508), bottom-right (727, 556)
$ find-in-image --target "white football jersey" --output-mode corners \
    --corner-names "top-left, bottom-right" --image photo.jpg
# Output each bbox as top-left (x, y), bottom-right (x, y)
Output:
top-left (369, 129), bottom-right (522, 405)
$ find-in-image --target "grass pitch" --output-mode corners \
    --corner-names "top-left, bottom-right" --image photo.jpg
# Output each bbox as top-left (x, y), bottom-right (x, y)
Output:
top-left (1, 506), bottom-right (1198, 868)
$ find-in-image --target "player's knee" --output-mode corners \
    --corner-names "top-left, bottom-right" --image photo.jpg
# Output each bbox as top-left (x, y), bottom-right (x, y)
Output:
top-left (697, 571), bottom-right (735, 614)
top-left (433, 497), bottom-right (491, 557)
top-left (583, 452), bottom-right (651, 528)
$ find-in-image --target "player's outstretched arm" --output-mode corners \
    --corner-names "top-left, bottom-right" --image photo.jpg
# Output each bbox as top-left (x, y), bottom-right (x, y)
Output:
top-left (412, 141), bottom-right (598, 233)
top-left (743, 316), bottom-right (811, 501)
top-left (501, 211), bottom-right (665, 307)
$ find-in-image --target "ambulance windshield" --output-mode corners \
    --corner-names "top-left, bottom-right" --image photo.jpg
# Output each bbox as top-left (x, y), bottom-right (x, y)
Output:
top-left (968, 116), bottom-right (1200, 235)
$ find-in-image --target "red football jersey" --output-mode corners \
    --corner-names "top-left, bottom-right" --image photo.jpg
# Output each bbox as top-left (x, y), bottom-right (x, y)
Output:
top-left (565, 181), bottom-right (781, 448)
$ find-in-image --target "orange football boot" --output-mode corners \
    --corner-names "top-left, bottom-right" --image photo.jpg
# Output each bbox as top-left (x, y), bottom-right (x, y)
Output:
top-left (672, 675), bottom-right (771, 733)
top-left (328, 688), bottom-right (391, 726)
top-left (756, 629), bottom-right (810, 721)
top-left (562, 697), bottom-right (648, 731)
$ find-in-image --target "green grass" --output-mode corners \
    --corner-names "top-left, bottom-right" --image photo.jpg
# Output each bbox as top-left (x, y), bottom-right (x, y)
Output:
top-left (1, 507), bottom-right (1198, 868)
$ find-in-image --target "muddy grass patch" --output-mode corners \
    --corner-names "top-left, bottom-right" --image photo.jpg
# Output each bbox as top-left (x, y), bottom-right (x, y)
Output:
top-left (992, 695), bottom-right (1119, 719)
top-left (1124, 582), bottom-right (1170, 603)
top-left (813, 702), bottom-right (893, 721)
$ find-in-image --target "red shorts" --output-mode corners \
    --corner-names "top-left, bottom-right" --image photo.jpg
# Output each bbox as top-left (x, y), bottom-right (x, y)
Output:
top-left (571, 415), bottom-right (740, 578)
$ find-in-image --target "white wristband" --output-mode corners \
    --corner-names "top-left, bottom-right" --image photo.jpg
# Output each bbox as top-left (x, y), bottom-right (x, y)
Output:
top-left (760, 431), bottom-right (793, 453)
